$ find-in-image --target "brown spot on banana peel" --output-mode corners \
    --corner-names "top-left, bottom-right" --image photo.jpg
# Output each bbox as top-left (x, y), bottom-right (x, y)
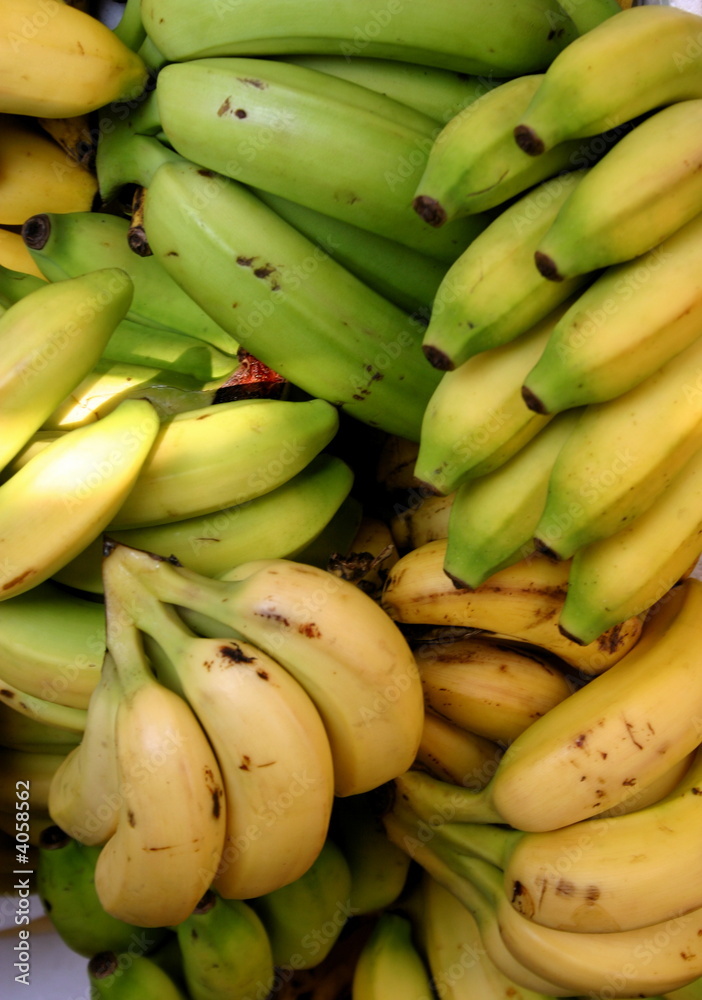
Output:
top-left (534, 251), bottom-right (564, 282)
top-left (219, 644), bottom-right (255, 664)
top-left (514, 124), bottom-right (545, 156)
top-left (237, 77), bottom-right (267, 89)
top-left (2, 569), bottom-right (35, 591)
top-left (413, 195), bottom-right (447, 228)
top-left (521, 384), bottom-right (549, 414)
top-left (423, 344), bottom-right (455, 371)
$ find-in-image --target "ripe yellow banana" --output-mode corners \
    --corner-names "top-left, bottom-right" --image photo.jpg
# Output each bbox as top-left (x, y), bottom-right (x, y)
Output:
top-left (0, 228), bottom-right (46, 278)
top-left (0, 113), bottom-right (96, 224)
top-left (415, 712), bottom-right (503, 790)
top-left (0, 0), bottom-right (148, 117)
top-left (392, 577), bottom-right (702, 832)
top-left (391, 493), bottom-right (454, 553)
top-left (103, 542), bottom-right (425, 797)
top-left (381, 539), bottom-right (643, 674)
top-left (415, 636), bottom-right (573, 745)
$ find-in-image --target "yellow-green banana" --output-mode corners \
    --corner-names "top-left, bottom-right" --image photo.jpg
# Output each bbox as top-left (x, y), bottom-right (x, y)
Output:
top-left (392, 577), bottom-right (702, 832)
top-left (0, 580), bottom-right (104, 708)
top-left (88, 950), bottom-right (188, 1000)
top-left (0, 702), bottom-right (81, 753)
top-left (37, 826), bottom-right (166, 958)
top-left (174, 890), bottom-right (275, 1000)
top-left (0, 267), bottom-right (135, 472)
top-left (415, 636), bottom-right (573, 745)
top-left (559, 444), bottom-right (702, 644)
top-left (0, 0), bottom-right (148, 117)
top-left (352, 912), bottom-right (434, 1000)
top-left (532, 334), bottom-right (702, 561)
top-left (0, 675), bottom-right (86, 732)
top-left (0, 398), bottom-right (160, 601)
top-left (0, 747), bottom-right (66, 812)
top-left (444, 408), bottom-right (583, 588)
top-left (102, 542), bottom-right (425, 797)
top-left (514, 4), bottom-right (702, 155)
top-left (251, 839), bottom-right (353, 969)
top-left (421, 173), bottom-right (590, 371)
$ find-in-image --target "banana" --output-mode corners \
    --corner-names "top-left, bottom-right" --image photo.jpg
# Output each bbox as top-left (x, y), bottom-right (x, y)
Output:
top-left (412, 75), bottom-right (601, 226)
top-left (533, 99), bottom-right (702, 281)
top-left (0, 747), bottom-right (66, 812)
top-left (560, 0), bottom-right (623, 31)
top-left (106, 557), bottom-right (336, 901)
top-left (594, 749), bottom-right (696, 820)
top-left (98, 132), bottom-right (442, 440)
top-left (0, 398), bottom-right (160, 601)
top-left (103, 542), bottom-right (426, 797)
top-left (523, 219), bottom-right (702, 415)
top-left (48, 651), bottom-right (122, 846)
top-left (283, 55), bottom-right (494, 124)
top-left (391, 492), bottom-right (454, 553)
top-left (143, 58), bottom-right (493, 260)
top-left (0, 261), bottom-right (45, 306)
top-left (0, 0), bottom-right (148, 117)
top-left (376, 434), bottom-right (422, 492)
top-left (514, 4), bottom-right (702, 156)
top-left (0, 113), bottom-right (96, 224)
top-left (0, 702), bottom-right (81, 753)
top-left (174, 890), bottom-right (275, 1000)
top-left (140, 0), bottom-right (578, 73)
top-left (331, 793), bottom-right (412, 917)
top-left (391, 576), bottom-right (702, 832)
top-left (88, 950), bottom-right (189, 1000)
top-left (416, 711), bottom-right (503, 789)
top-left (422, 172), bottom-right (591, 372)
top-left (0, 228), bottom-right (45, 279)
top-left (531, 333), bottom-right (702, 561)
top-left (0, 580), bottom-right (104, 709)
top-left (0, 675), bottom-right (86, 732)
top-left (418, 872), bottom-right (557, 1000)
top-left (36, 825), bottom-right (166, 958)
top-left (22, 211), bottom-right (240, 355)
top-left (252, 187), bottom-right (448, 317)
top-left (108, 397), bottom-right (340, 529)
top-left (251, 838), bottom-right (353, 969)
top-left (444, 409), bottom-right (583, 588)
top-left (666, 980), bottom-right (702, 1000)
top-left (415, 636), bottom-right (574, 745)
top-left (291, 494), bottom-right (364, 572)
top-left (37, 112), bottom-right (96, 167)
top-left (0, 804), bottom-right (53, 847)
top-left (559, 444), bottom-right (702, 644)
top-left (0, 266), bottom-right (135, 472)
top-left (382, 538), bottom-right (644, 674)
top-left (352, 911), bottom-right (434, 1000)
top-left (93, 576), bottom-right (226, 928)
top-left (101, 319), bottom-right (238, 382)
top-left (328, 514), bottom-right (398, 602)
top-left (112, 0), bottom-right (146, 52)
top-left (54, 452), bottom-right (355, 593)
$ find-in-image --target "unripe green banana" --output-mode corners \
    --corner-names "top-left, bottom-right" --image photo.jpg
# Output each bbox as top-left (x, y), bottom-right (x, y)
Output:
top-left (140, 0), bottom-right (578, 74)
top-left (88, 950), bottom-right (189, 1000)
top-left (100, 317), bottom-right (238, 382)
top-left (0, 267), bottom-right (135, 472)
top-left (37, 826), bottom-right (166, 958)
top-left (0, 262), bottom-right (45, 308)
top-left (175, 890), bottom-right (275, 1000)
top-left (422, 171), bottom-right (590, 372)
top-left (251, 839), bottom-right (353, 969)
top-left (22, 211), bottom-right (239, 355)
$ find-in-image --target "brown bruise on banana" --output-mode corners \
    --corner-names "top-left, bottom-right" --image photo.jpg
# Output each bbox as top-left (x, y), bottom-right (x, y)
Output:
top-left (234, 254), bottom-right (281, 291)
top-left (204, 766), bottom-right (224, 820)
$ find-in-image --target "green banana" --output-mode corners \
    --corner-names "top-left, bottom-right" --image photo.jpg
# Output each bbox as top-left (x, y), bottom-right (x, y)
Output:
top-left (331, 792), bottom-right (412, 917)
top-left (351, 912), bottom-right (434, 1000)
top-left (0, 266), bottom-right (134, 472)
top-left (421, 170), bottom-right (591, 371)
top-left (125, 154), bottom-right (442, 440)
top-left (37, 826), bottom-right (166, 958)
top-left (112, 0), bottom-right (147, 52)
top-left (100, 317), bottom-right (238, 382)
top-left (283, 55), bottom-right (496, 124)
top-left (514, 4), bottom-right (702, 155)
top-left (532, 333), bottom-right (702, 560)
top-left (414, 304), bottom-right (570, 496)
top-left (0, 747), bottom-right (67, 813)
top-left (145, 57), bottom-right (492, 259)
top-left (140, 0), bottom-right (578, 74)
top-left (54, 453), bottom-right (355, 593)
top-left (0, 580), bottom-right (104, 708)
top-left (88, 951), bottom-right (189, 1000)
top-left (0, 702), bottom-right (81, 753)
top-left (443, 408), bottom-right (583, 588)
top-left (108, 397), bottom-right (340, 528)
top-left (533, 100), bottom-right (702, 281)
top-left (523, 214), bottom-right (702, 414)
top-left (558, 443), bottom-right (702, 645)
top-left (558, 0), bottom-right (622, 33)
top-left (414, 75), bottom-right (596, 226)
top-left (0, 262), bottom-right (45, 308)
top-left (175, 890), bottom-right (275, 1000)
top-left (0, 398), bottom-right (160, 601)
top-left (250, 839), bottom-right (353, 969)
top-left (22, 211), bottom-right (239, 355)
top-left (253, 187), bottom-right (448, 317)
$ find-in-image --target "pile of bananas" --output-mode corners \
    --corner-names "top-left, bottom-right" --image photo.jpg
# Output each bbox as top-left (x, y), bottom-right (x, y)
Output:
top-left (2, 0), bottom-right (702, 997)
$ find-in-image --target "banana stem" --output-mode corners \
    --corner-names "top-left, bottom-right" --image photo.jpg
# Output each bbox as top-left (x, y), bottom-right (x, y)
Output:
top-left (557, 0), bottom-right (622, 33)
top-left (95, 120), bottom-right (183, 203)
top-left (393, 767), bottom-right (502, 826)
top-left (432, 820), bottom-right (522, 870)
top-left (137, 34), bottom-right (169, 73)
top-left (0, 677), bottom-right (86, 732)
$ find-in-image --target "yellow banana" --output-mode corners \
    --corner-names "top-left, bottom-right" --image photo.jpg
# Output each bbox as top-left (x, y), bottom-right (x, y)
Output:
top-left (415, 711), bottom-right (503, 790)
top-left (0, 228), bottom-right (46, 278)
top-left (390, 493), bottom-right (454, 553)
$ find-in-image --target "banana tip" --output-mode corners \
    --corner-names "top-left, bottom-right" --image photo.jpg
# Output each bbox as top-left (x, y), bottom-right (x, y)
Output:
top-left (443, 568), bottom-right (474, 592)
top-left (557, 622), bottom-right (589, 647)
top-left (88, 952), bottom-right (119, 980)
top-left (422, 344), bottom-right (455, 371)
top-left (127, 224), bottom-right (152, 257)
top-left (21, 214), bottom-right (51, 251)
top-left (514, 124), bottom-right (545, 156)
top-left (521, 384), bottom-right (548, 414)
top-left (533, 537), bottom-right (563, 562)
top-left (534, 250), bottom-right (563, 282)
top-left (38, 825), bottom-right (70, 850)
top-left (413, 195), bottom-right (447, 228)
